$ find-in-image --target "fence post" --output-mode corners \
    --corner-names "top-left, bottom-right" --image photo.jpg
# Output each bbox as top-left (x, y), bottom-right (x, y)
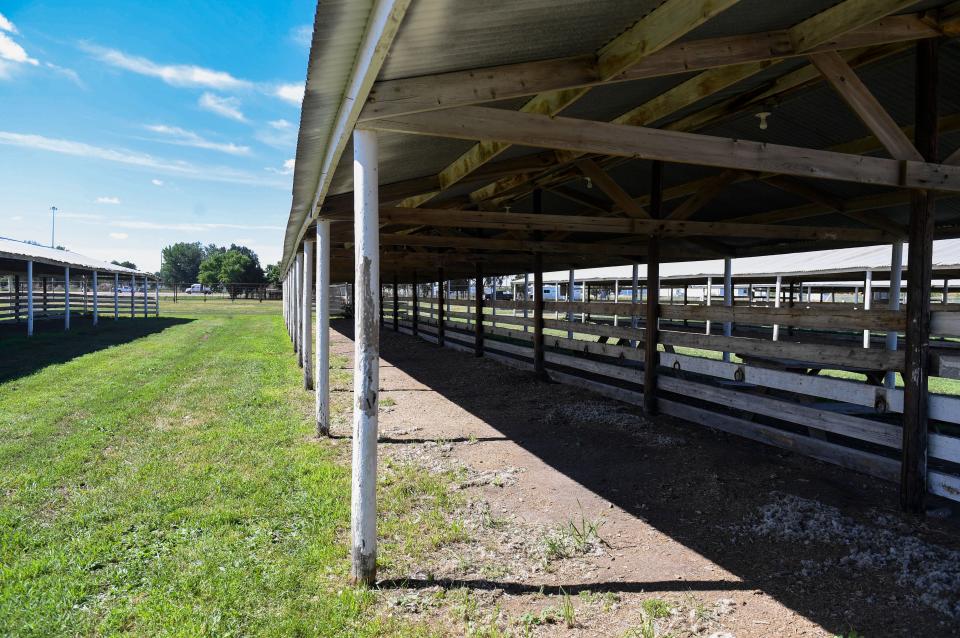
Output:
top-left (92, 271), bottom-right (99, 326)
top-left (302, 239), bottom-right (315, 390)
top-left (644, 160), bottom-right (662, 416)
top-left (65, 268), bottom-right (71, 330)
top-left (474, 263), bottom-right (483, 357)
top-left (437, 267), bottom-right (445, 346)
top-left (26, 261), bottom-right (34, 337)
top-left (316, 219), bottom-right (331, 437)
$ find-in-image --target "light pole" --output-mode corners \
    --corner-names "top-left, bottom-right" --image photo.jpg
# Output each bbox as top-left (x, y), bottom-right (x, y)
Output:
top-left (50, 206), bottom-right (57, 248)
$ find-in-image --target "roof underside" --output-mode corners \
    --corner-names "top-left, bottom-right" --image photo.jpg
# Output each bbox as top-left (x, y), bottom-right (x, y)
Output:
top-left (0, 237), bottom-right (150, 277)
top-left (285, 0), bottom-right (960, 283)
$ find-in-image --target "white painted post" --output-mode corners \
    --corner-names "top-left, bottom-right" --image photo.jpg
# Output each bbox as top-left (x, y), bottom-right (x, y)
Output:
top-left (863, 270), bottom-right (873, 348)
top-left (490, 277), bottom-right (496, 329)
top-left (943, 278), bottom-right (950, 304)
top-left (114, 273), bottom-right (119, 320)
top-left (772, 275), bottom-right (782, 341)
top-left (722, 257), bottom-right (732, 362)
top-left (65, 267), bottom-right (71, 331)
top-left (614, 278), bottom-right (619, 327)
top-left (522, 274), bottom-right (528, 332)
top-left (350, 128), bottom-right (380, 586)
top-left (581, 280), bottom-right (586, 323)
top-left (155, 278), bottom-right (160, 316)
top-left (302, 239), bottom-right (314, 390)
top-left (295, 253), bottom-right (303, 363)
top-left (82, 275), bottom-right (87, 316)
top-left (316, 220), bottom-right (331, 436)
top-left (130, 274), bottom-right (135, 318)
top-left (705, 276), bottom-right (713, 336)
top-left (567, 269), bottom-right (575, 339)
top-left (142, 277), bottom-right (148, 318)
top-left (26, 261), bottom-right (34, 337)
top-left (631, 263), bottom-right (639, 330)
top-left (885, 242), bottom-right (903, 388)
top-left (92, 271), bottom-right (98, 326)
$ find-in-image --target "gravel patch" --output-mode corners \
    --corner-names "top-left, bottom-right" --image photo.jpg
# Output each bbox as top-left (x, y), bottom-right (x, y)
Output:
top-left (733, 492), bottom-right (960, 619)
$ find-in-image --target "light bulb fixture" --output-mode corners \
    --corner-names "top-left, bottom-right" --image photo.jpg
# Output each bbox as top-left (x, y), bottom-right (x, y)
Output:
top-left (585, 176), bottom-right (593, 189)
top-left (504, 205), bottom-right (512, 213)
top-left (756, 111), bottom-right (771, 130)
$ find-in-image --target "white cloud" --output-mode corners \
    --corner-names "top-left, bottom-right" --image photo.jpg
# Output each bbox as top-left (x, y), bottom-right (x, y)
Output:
top-left (45, 62), bottom-right (83, 87)
top-left (82, 43), bottom-right (252, 90)
top-left (290, 24), bottom-right (312, 47)
top-left (109, 232), bottom-right (128, 239)
top-left (145, 124), bottom-right (250, 156)
top-left (151, 179), bottom-right (164, 186)
top-left (256, 119), bottom-right (297, 149)
top-left (0, 12), bottom-right (19, 34)
top-left (266, 158), bottom-right (295, 175)
top-left (270, 119), bottom-right (292, 130)
top-left (0, 31), bottom-right (38, 66)
top-left (110, 220), bottom-right (283, 232)
top-left (59, 212), bottom-right (104, 221)
top-left (0, 131), bottom-right (285, 187)
top-left (274, 83), bottom-right (304, 105)
top-left (11, 215), bottom-right (23, 221)
top-left (96, 196), bottom-right (121, 204)
top-left (198, 92), bottom-right (246, 122)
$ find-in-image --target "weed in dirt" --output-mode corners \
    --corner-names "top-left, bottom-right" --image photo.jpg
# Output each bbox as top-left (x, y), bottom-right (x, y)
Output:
top-left (450, 588), bottom-right (478, 623)
top-left (834, 632), bottom-right (865, 638)
top-left (516, 609), bottom-right (557, 635)
top-left (559, 588), bottom-right (576, 628)
top-left (380, 397), bottom-right (397, 408)
top-left (625, 618), bottom-right (657, 638)
top-left (566, 501), bottom-right (606, 552)
top-left (642, 598), bottom-right (674, 619)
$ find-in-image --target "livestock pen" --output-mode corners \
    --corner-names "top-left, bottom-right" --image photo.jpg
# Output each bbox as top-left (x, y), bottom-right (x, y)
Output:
top-left (278, 0), bottom-right (960, 586)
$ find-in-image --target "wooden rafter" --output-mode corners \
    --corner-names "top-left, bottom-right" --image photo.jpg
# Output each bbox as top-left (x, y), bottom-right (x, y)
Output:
top-left (574, 159), bottom-right (648, 218)
top-left (359, 105), bottom-right (960, 193)
top-left (788, 0), bottom-right (917, 51)
top-left (413, 0), bottom-right (743, 205)
top-left (809, 50), bottom-right (922, 160)
top-left (666, 169), bottom-right (744, 221)
top-left (764, 176), bottom-right (906, 235)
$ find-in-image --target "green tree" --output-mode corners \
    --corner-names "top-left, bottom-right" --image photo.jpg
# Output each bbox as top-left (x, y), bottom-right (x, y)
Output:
top-left (264, 263), bottom-right (281, 286)
top-left (111, 260), bottom-right (137, 270)
top-left (198, 252), bottom-right (224, 287)
top-left (160, 242), bottom-right (203, 284)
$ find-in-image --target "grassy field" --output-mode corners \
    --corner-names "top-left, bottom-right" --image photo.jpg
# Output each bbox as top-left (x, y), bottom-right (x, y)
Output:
top-left (0, 299), bottom-right (447, 637)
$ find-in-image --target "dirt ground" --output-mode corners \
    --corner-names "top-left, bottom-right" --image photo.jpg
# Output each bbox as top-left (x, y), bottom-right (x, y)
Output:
top-left (328, 319), bottom-right (960, 637)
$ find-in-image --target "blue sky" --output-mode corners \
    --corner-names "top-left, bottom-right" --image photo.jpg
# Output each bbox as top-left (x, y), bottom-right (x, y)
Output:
top-left (0, 1), bottom-right (315, 271)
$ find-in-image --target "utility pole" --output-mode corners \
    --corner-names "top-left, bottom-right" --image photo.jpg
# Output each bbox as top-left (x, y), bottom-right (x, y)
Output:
top-left (50, 206), bottom-right (58, 248)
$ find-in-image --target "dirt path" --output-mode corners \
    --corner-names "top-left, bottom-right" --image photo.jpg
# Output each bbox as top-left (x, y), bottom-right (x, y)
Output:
top-left (329, 320), bottom-right (960, 637)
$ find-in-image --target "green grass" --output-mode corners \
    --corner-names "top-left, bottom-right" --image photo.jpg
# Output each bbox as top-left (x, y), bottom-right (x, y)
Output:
top-left (0, 298), bottom-right (444, 637)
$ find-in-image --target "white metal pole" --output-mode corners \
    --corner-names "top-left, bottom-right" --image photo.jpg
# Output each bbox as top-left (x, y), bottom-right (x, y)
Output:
top-left (114, 273), bottom-right (119, 320)
top-left (581, 280), bottom-right (586, 323)
top-left (490, 277), bottom-right (496, 329)
top-left (64, 267), bottom-right (71, 331)
top-left (155, 278), bottom-right (160, 317)
top-left (885, 242), bottom-right (904, 388)
top-left (294, 254), bottom-right (303, 361)
top-left (522, 274), bottom-right (528, 332)
top-left (631, 263), bottom-right (639, 333)
top-left (943, 278), bottom-right (950, 304)
top-left (722, 257), bottom-right (732, 362)
top-left (705, 276), bottom-right (713, 336)
top-left (613, 278), bottom-right (619, 327)
top-left (142, 276), bottom-right (148, 318)
top-left (772, 275), bottom-right (782, 341)
top-left (351, 128), bottom-right (380, 586)
top-left (26, 261), bottom-right (34, 337)
top-left (567, 269), bottom-right (575, 339)
top-left (316, 220), bottom-right (331, 436)
top-left (302, 239), bottom-right (315, 390)
top-left (130, 274), bottom-right (135, 318)
top-left (862, 270), bottom-right (873, 348)
top-left (92, 271), bottom-right (98, 326)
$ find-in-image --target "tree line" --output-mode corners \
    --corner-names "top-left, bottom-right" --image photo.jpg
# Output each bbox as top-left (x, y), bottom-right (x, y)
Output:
top-left (159, 242), bottom-right (280, 289)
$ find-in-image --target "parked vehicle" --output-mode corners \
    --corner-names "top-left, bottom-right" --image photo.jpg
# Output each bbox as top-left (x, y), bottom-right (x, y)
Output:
top-left (526, 284), bottom-right (583, 301)
top-left (184, 283), bottom-right (211, 294)
top-left (483, 290), bottom-right (514, 301)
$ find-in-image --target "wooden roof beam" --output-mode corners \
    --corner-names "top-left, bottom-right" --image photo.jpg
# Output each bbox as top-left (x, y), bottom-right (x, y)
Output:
top-left (574, 159), bottom-right (649, 218)
top-left (359, 105), bottom-right (960, 193)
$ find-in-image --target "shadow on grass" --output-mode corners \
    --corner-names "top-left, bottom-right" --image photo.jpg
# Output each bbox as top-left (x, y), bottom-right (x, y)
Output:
top-left (0, 316), bottom-right (193, 382)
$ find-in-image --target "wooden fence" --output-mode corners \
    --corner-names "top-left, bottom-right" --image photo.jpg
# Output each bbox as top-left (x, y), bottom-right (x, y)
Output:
top-left (382, 295), bottom-right (960, 503)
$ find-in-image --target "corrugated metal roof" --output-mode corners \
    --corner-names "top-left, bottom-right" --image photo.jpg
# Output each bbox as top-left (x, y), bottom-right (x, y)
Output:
top-left (520, 239), bottom-right (960, 284)
top-left (0, 237), bottom-right (150, 276)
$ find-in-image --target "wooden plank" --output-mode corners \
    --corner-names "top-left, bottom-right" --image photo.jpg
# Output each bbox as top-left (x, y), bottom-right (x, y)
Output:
top-left (931, 310), bottom-right (960, 337)
top-left (533, 244), bottom-right (545, 377)
top-left (659, 304), bottom-right (905, 331)
top-left (359, 15), bottom-right (938, 121)
top-left (667, 169), bottom-right (742, 221)
top-left (378, 233), bottom-right (647, 256)
top-left (789, 0), bottom-right (917, 51)
top-left (547, 369), bottom-right (645, 407)
top-left (360, 106), bottom-right (960, 193)
top-left (809, 51), bottom-right (922, 161)
top-left (660, 330), bottom-right (905, 370)
top-left (659, 399), bottom-right (901, 482)
top-left (574, 159), bottom-right (648, 218)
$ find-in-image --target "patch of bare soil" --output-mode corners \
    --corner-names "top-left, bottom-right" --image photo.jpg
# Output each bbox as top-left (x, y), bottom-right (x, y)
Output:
top-left (329, 321), bottom-right (960, 637)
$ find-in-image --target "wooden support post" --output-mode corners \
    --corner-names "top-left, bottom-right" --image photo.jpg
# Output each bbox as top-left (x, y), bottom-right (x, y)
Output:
top-left (64, 268), bottom-right (70, 330)
top-left (26, 261), bottom-right (33, 337)
top-left (862, 269), bottom-right (873, 348)
top-left (901, 39), bottom-right (938, 514)
top-left (42, 277), bottom-right (47, 316)
top-left (303, 240), bottom-right (315, 390)
top-left (437, 267), bottom-right (445, 346)
top-left (392, 275), bottom-right (399, 332)
top-left (92, 271), bottom-right (98, 326)
top-left (350, 128), bottom-right (380, 585)
top-left (522, 274), bottom-right (529, 332)
top-left (13, 275), bottom-right (19, 323)
top-left (772, 275), bottom-right (782, 341)
top-left (885, 242), bottom-right (903, 389)
top-left (142, 277), bottom-right (147, 318)
top-left (722, 257), bottom-right (733, 362)
top-left (412, 272), bottom-right (419, 336)
top-left (474, 263), bottom-right (483, 357)
top-left (316, 219), bottom-right (331, 437)
top-left (155, 278), bottom-right (160, 317)
top-left (130, 274), bottom-right (135, 319)
top-left (644, 160), bottom-right (663, 416)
